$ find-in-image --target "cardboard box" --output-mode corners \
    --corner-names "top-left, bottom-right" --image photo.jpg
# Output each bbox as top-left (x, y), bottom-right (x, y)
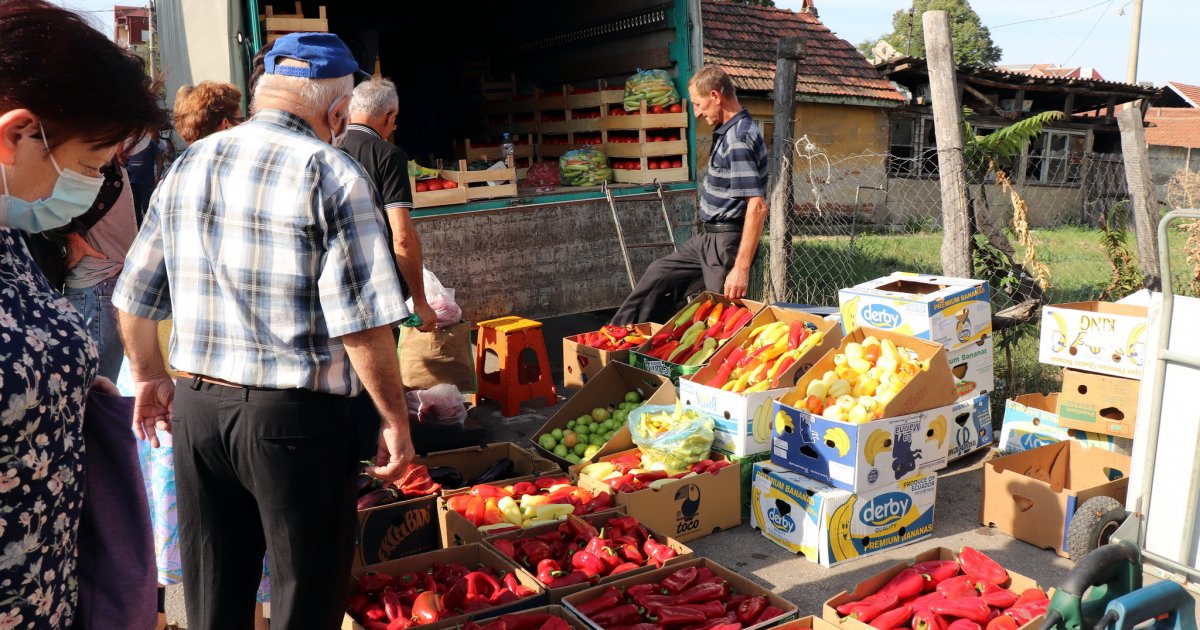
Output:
top-left (679, 306), bottom-right (843, 457)
top-left (822, 547), bottom-right (1044, 630)
top-left (357, 442), bottom-right (559, 567)
top-left (1058, 369), bottom-right (1139, 439)
top-left (562, 558), bottom-right (798, 630)
top-left (439, 471), bottom-right (579, 548)
top-left (343, 544), bottom-right (546, 630)
top-left (484, 510), bottom-right (693, 603)
top-left (464, 606), bottom-right (591, 630)
top-left (750, 461), bottom-right (936, 567)
top-left (1039, 301), bottom-right (1149, 379)
top-left (948, 337), bottom-right (995, 402)
top-left (563, 323), bottom-right (661, 389)
top-left (999, 394), bottom-right (1133, 456)
top-left (574, 449), bottom-right (741, 542)
top-left (771, 327), bottom-right (957, 491)
top-left (727, 450), bottom-right (770, 520)
top-left (630, 293), bottom-right (764, 384)
top-left (946, 393), bottom-right (993, 462)
top-left (531, 362), bottom-right (674, 469)
top-left (838, 273), bottom-right (991, 350)
top-left (775, 617), bottom-right (842, 630)
top-left (981, 441), bottom-right (1131, 557)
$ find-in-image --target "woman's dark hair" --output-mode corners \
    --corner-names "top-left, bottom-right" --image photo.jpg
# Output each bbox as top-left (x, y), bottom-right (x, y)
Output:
top-left (0, 0), bottom-right (167, 148)
top-left (247, 41), bottom-right (276, 100)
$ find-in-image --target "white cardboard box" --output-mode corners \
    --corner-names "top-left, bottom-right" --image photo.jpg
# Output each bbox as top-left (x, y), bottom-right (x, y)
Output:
top-left (1039, 301), bottom-right (1148, 379)
top-left (750, 461), bottom-right (936, 567)
top-left (948, 338), bottom-right (995, 402)
top-left (839, 273), bottom-right (991, 350)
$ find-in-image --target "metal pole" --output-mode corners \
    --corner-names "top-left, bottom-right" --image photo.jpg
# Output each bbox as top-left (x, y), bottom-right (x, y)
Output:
top-left (1126, 0), bottom-right (1143, 84)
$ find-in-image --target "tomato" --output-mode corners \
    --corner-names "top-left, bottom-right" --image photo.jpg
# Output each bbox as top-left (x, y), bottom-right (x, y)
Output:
top-left (415, 182), bottom-right (429, 193)
top-left (863, 344), bottom-right (881, 364)
top-left (650, 105), bottom-right (664, 114)
top-left (670, 159), bottom-right (683, 168)
top-left (668, 103), bottom-right (683, 113)
top-left (651, 135), bottom-right (665, 142)
top-left (805, 395), bottom-right (824, 414)
top-left (442, 180), bottom-right (458, 189)
top-left (648, 160), bottom-right (660, 170)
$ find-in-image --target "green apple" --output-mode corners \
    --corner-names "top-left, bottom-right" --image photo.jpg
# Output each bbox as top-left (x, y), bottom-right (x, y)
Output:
top-left (554, 444), bottom-right (569, 457)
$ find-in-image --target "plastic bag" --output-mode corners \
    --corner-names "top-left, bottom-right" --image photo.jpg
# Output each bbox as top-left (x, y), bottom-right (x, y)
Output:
top-left (406, 384), bottom-right (467, 428)
top-left (524, 161), bottom-right (560, 188)
top-left (623, 68), bottom-right (680, 112)
top-left (559, 147), bottom-right (612, 187)
top-left (627, 403), bottom-right (716, 472)
top-left (407, 267), bottom-right (462, 328)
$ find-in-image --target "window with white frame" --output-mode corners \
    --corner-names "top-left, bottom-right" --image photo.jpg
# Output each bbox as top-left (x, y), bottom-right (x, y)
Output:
top-left (1026, 130), bottom-right (1086, 184)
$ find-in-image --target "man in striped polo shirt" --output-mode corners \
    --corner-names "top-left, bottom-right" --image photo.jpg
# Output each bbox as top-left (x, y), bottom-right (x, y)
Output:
top-left (613, 65), bottom-right (768, 325)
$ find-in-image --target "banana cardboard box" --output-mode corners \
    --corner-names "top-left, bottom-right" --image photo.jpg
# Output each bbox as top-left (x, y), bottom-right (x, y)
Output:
top-left (838, 273), bottom-right (991, 351)
top-left (1038, 301), bottom-right (1148, 380)
top-left (947, 337), bottom-right (994, 402)
top-left (1058, 368), bottom-right (1139, 438)
top-left (630, 293), bottom-right (764, 384)
top-left (946, 393), bottom-right (993, 462)
top-left (771, 327), bottom-right (958, 492)
top-left (678, 306), bottom-right (843, 457)
top-left (750, 461), bottom-right (936, 568)
top-left (1000, 393), bottom-right (1133, 456)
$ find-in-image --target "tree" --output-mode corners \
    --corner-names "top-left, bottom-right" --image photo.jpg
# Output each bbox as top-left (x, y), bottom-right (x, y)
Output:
top-left (859, 0), bottom-right (1001, 67)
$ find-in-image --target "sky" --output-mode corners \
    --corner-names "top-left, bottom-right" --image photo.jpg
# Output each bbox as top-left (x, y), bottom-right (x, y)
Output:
top-left (62, 0), bottom-right (1196, 87)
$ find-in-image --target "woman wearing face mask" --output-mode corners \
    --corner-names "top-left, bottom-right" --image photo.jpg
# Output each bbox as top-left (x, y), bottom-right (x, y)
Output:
top-left (0, 1), bottom-right (166, 626)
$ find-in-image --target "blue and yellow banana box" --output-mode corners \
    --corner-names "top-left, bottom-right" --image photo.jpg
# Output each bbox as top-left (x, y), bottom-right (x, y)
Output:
top-left (838, 273), bottom-right (991, 351)
top-left (999, 394), bottom-right (1133, 456)
top-left (947, 393), bottom-right (993, 462)
top-left (770, 327), bottom-right (958, 492)
top-left (750, 461), bottom-right (936, 568)
top-left (948, 337), bottom-right (994, 402)
top-left (1038, 301), bottom-right (1148, 380)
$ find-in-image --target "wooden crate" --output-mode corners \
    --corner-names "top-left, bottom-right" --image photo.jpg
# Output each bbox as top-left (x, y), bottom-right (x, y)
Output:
top-left (538, 115), bottom-right (569, 135)
top-left (603, 127), bottom-right (686, 158)
top-left (612, 155), bottom-right (689, 184)
top-left (262, 2), bottom-right (327, 43)
top-left (445, 159), bottom-right (518, 201)
top-left (602, 99), bottom-right (688, 130)
top-left (462, 135), bottom-right (534, 162)
top-left (535, 87), bottom-right (567, 111)
top-left (409, 176), bottom-right (467, 209)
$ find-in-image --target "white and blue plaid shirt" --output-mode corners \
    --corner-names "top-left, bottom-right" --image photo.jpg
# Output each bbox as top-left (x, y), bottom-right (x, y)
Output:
top-left (113, 109), bottom-right (408, 396)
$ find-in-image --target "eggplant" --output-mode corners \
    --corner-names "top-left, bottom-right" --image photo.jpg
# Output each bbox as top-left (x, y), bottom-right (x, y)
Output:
top-left (427, 466), bottom-right (465, 490)
top-left (469, 458), bottom-right (514, 485)
top-left (356, 473), bottom-right (380, 497)
top-left (357, 487), bottom-right (400, 511)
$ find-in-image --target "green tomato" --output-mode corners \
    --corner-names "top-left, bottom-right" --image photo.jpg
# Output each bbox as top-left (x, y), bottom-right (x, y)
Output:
top-left (605, 431), bottom-right (615, 441)
top-left (554, 444), bottom-right (569, 457)
top-left (574, 423), bottom-right (589, 436)
top-left (591, 407), bottom-right (611, 422)
top-left (625, 391), bottom-right (642, 404)
top-left (613, 410), bottom-right (628, 424)
top-left (566, 419), bottom-right (576, 429)
top-left (576, 415), bottom-right (592, 425)
top-left (573, 443), bottom-right (589, 457)
top-left (565, 453), bottom-right (582, 465)
top-left (538, 434), bottom-right (557, 450)
top-left (551, 428), bottom-right (564, 441)
top-left (584, 444), bottom-right (601, 459)
top-left (590, 434), bottom-right (605, 446)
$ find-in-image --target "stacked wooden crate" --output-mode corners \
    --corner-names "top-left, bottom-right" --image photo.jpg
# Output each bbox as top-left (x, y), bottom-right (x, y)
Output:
top-left (603, 100), bottom-right (690, 184)
top-left (261, 2), bottom-right (327, 44)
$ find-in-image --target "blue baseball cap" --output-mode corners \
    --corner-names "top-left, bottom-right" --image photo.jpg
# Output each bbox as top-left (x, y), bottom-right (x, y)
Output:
top-left (265, 33), bottom-right (369, 79)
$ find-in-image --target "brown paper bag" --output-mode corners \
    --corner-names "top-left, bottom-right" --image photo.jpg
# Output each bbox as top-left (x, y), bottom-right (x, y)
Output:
top-left (399, 321), bottom-right (475, 392)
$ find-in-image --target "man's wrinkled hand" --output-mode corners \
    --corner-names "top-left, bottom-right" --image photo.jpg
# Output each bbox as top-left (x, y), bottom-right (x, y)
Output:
top-left (724, 266), bottom-right (750, 301)
top-left (369, 422), bottom-right (415, 482)
top-left (132, 375), bottom-right (175, 448)
top-left (414, 301), bottom-right (438, 333)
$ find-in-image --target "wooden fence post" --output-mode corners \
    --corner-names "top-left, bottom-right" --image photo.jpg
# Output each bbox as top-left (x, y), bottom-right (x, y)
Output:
top-left (922, 10), bottom-right (973, 278)
top-left (767, 37), bottom-right (805, 303)
top-left (1117, 107), bottom-right (1162, 290)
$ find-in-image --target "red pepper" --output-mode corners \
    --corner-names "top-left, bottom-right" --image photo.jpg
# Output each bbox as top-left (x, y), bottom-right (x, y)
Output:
top-left (535, 559), bottom-right (562, 585)
top-left (1004, 600), bottom-right (1048, 625)
top-left (707, 624), bottom-right (742, 630)
top-left (958, 547), bottom-right (1008, 586)
top-left (548, 570), bottom-right (590, 588)
top-left (568, 518), bottom-right (601, 540)
top-left (675, 581), bottom-right (728, 605)
top-left (502, 572), bottom-right (534, 598)
top-left (838, 593), bottom-right (898, 622)
top-left (986, 616), bottom-right (1019, 630)
top-left (583, 492), bottom-right (615, 514)
top-left (654, 340), bottom-right (681, 360)
top-left (364, 605), bottom-right (388, 622)
top-left (348, 593), bottom-right (371, 617)
top-left (522, 540), bottom-right (553, 567)
top-left (722, 594), bottom-right (750, 609)
top-left (490, 590), bottom-right (521, 606)
top-left (705, 348), bottom-right (745, 387)
top-left (914, 609), bottom-right (948, 630)
top-left (590, 604), bottom-right (643, 628)
top-left (469, 485), bottom-right (513, 499)
top-left (635, 594), bottom-right (675, 614)
top-left (627, 583), bottom-right (660, 601)
top-left (937, 576), bottom-right (979, 599)
top-left (612, 562), bottom-right (641, 575)
top-left (687, 613), bottom-right (739, 630)
top-left (948, 621), bottom-right (983, 630)
top-left (572, 550), bottom-right (607, 578)
top-left (1013, 589), bottom-right (1048, 607)
top-left (679, 601), bottom-right (727, 620)
top-left (656, 605), bottom-right (707, 626)
top-left (877, 568), bottom-right (926, 601)
top-left (381, 589), bottom-right (404, 622)
top-left (911, 592), bottom-right (947, 613)
top-left (358, 572), bottom-right (395, 594)
top-left (644, 538), bottom-right (678, 568)
top-left (981, 589), bottom-right (1018, 609)
top-left (931, 597), bottom-right (991, 623)
top-left (610, 626), bottom-right (663, 630)
top-left (723, 309), bottom-right (754, 338)
top-left (755, 606), bottom-right (785, 625)
top-left (786, 321), bottom-right (805, 350)
top-left (440, 580), bottom-right (467, 614)
top-left (913, 561), bottom-right (961, 590)
top-left (576, 586), bottom-right (624, 617)
top-left (661, 566), bottom-right (699, 594)
top-left (735, 596), bottom-right (766, 624)
top-left (497, 615), bottom-right (558, 630)
top-left (465, 571), bottom-right (501, 601)
top-left (411, 591), bottom-right (442, 625)
top-left (387, 618), bottom-right (412, 630)
top-left (868, 604), bottom-right (913, 630)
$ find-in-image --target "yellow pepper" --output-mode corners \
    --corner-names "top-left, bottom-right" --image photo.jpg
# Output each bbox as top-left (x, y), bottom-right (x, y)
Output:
top-left (534, 503), bottom-right (575, 520)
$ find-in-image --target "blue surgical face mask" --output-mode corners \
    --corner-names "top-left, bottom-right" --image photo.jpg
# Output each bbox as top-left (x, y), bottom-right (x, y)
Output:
top-left (0, 123), bottom-right (106, 233)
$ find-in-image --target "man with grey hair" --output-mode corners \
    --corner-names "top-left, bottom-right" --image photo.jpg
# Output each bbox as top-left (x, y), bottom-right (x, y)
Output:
top-left (340, 78), bottom-right (436, 334)
top-left (114, 33), bottom-right (414, 629)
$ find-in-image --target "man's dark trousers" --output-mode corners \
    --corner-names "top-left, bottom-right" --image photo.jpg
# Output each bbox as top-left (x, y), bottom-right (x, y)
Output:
top-left (173, 379), bottom-right (358, 630)
top-left (612, 231), bottom-right (741, 325)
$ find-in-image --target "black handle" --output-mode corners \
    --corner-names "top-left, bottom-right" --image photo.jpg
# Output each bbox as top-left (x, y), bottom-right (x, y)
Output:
top-left (1058, 540), bottom-right (1140, 596)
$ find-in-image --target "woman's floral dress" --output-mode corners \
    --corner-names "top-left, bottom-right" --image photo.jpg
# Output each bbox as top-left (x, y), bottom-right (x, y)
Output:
top-left (0, 227), bottom-right (97, 628)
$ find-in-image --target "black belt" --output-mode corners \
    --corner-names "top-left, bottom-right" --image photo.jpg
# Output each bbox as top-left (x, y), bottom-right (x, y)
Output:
top-left (701, 221), bottom-right (744, 234)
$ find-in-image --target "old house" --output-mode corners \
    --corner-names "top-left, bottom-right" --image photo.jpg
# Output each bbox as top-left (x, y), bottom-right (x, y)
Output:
top-left (1146, 82), bottom-right (1200, 193)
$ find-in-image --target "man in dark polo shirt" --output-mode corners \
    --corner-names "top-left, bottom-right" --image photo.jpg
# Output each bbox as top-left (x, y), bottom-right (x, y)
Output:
top-left (613, 65), bottom-right (768, 325)
top-left (339, 77), bottom-right (437, 334)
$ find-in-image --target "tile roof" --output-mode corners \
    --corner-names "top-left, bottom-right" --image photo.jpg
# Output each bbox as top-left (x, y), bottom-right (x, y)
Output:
top-left (1145, 107), bottom-right (1200, 149)
top-left (701, 0), bottom-right (904, 105)
top-left (1166, 82), bottom-right (1200, 108)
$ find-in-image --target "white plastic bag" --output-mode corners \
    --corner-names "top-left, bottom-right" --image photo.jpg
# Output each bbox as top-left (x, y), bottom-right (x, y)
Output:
top-left (407, 267), bottom-right (462, 327)
top-left (405, 384), bottom-right (467, 428)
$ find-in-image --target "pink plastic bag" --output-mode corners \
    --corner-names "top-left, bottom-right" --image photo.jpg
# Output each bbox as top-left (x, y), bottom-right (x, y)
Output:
top-left (405, 384), bottom-right (467, 428)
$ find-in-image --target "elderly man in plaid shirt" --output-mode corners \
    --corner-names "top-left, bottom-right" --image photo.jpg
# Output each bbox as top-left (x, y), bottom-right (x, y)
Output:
top-left (114, 33), bottom-right (411, 629)
top-left (613, 65), bottom-right (768, 325)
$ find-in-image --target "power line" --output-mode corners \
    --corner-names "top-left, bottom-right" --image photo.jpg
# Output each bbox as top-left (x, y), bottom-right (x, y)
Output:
top-left (992, 0), bottom-right (1111, 29)
top-left (1063, 0), bottom-right (1114, 65)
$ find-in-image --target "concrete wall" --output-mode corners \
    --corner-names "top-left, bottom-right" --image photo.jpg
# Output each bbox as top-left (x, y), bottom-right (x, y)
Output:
top-left (1150, 145), bottom-right (1198, 204)
top-left (880, 178), bottom-right (1084, 228)
top-left (414, 191), bottom-right (698, 321)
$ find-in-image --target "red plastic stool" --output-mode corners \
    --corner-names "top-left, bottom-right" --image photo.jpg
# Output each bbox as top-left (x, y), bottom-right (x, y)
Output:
top-left (475, 316), bottom-right (558, 416)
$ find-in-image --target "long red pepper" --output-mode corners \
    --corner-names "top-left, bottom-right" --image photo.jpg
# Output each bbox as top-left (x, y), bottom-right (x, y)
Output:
top-left (912, 560), bottom-right (961, 589)
top-left (947, 620), bottom-right (983, 630)
top-left (914, 609), bottom-right (948, 630)
top-left (958, 547), bottom-right (1008, 586)
top-left (575, 586), bottom-right (622, 617)
top-left (986, 616), bottom-right (1019, 630)
top-left (589, 604), bottom-right (642, 628)
top-left (868, 604), bottom-right (913, 630)
top-left (735, 596), bottom-right (766, 624)
top-left (931, 597), bottom-right (991, 623)
top-left (937, 576), bottom-right (978, 599)
top-left (656, 605), bottom-right (707, 626)
top-left (755, 606), bottom-right (785, 624)
top-left (876, 568), bottom-right (925, 600)
top-left (981, 589), bottom-right (1018, 609)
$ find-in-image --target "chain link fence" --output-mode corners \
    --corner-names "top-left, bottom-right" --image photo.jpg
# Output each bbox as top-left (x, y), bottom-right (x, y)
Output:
top-left (752, 135), bottom-right (1200, 416)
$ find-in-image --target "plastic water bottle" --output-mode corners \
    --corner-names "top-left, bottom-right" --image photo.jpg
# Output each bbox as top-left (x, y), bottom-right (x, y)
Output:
top-left (500, 133), bottom-right (514, 166)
